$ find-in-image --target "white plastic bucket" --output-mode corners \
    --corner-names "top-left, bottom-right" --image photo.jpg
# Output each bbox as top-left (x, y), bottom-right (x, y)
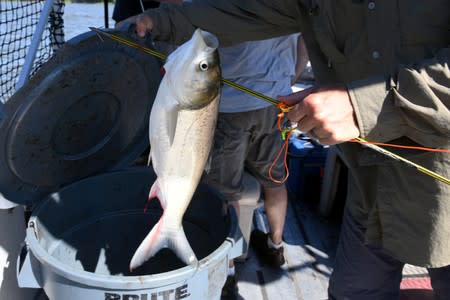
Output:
top-left (17, 168), bottom-right (242, 300)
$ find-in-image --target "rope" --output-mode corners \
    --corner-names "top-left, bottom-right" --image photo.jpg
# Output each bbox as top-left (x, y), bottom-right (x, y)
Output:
top-left (350, 139), bottom-right (450, 153)
top-left (90, 27), bottom-right (450, 186)
top-left (90, 27), bottom-right (294, 183)
top-left (89, 27), bottom-right (288, 109)
top-left (353, 137), bottom-right (450, 185)
top-left (268, 112), bottom-right (292, 184)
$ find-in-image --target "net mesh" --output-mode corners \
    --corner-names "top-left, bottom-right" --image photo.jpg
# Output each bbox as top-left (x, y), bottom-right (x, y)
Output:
top-left (0, 0), bottom-right (65, 103)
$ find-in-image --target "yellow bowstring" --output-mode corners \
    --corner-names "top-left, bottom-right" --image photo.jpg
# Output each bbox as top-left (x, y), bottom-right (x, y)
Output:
top-left (353, 137), bottom-right (450, 185)
top-left (90, 27), bottom-right (450, 186)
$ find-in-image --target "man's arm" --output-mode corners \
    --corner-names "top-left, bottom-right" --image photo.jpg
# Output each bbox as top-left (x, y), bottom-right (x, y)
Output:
top-left (126, 0), bottom-right (304, 46)
top-left (280, 48), bottom-right (450, 147)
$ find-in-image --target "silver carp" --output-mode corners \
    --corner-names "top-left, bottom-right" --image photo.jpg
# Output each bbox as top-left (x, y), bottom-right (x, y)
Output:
top-left (130, 29), bottom-right (221, 271)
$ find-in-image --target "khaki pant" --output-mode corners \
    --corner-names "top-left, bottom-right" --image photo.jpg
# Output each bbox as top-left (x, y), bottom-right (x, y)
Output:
top-left (329, 208), bottom-right (450, 300)
top-left (203, 106), bottom-right (285, 202)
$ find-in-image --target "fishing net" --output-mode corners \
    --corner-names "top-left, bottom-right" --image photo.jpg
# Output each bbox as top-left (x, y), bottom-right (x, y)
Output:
top-left (0, 0), bottom-right (65, 103)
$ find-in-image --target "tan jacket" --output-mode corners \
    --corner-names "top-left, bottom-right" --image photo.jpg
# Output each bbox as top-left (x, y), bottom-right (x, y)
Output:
top-left (146, 0), bottom-right (450, 267)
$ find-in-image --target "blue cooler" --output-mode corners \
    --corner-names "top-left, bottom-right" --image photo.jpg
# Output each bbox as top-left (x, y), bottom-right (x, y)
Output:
top-left (287, 135), bottom-right (328, 202)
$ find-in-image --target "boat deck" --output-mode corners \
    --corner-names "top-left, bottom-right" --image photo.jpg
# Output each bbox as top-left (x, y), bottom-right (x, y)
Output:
top-left (234, 196), bottom-right (340, 300)
top-left (233, 199), bottom-right (432, 300)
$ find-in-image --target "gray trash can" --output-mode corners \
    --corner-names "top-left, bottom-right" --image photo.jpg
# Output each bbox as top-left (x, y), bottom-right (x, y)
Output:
top-left (0, 30), bottom-right (244, 299)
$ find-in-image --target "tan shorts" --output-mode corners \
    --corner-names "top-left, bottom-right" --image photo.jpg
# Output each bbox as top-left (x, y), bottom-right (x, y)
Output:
top-left (203, 106), bottom-right (286, 202)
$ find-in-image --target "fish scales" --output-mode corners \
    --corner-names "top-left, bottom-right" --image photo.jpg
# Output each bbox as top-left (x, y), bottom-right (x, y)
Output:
top-left (130, 29), bottom-right (221, 271)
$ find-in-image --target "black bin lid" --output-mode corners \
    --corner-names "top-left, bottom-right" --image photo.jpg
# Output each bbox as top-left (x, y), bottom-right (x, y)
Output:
top-left (0, 30), bottom-right (162, 205)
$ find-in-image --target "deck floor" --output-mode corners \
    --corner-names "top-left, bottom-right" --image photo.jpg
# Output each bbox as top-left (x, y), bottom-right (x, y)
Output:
top-left (234, 197), bottom-right (341, 300)
top-left (233, 198), bottom-right (431, 300)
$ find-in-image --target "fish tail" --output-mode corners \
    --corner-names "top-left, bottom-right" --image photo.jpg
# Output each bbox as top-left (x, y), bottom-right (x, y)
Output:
top-left (130, 217), bottom-right (163, 272)
top-left (129, 217), bottom-right (198, 272)
top-left (166, 226), bottom-right (198, 266)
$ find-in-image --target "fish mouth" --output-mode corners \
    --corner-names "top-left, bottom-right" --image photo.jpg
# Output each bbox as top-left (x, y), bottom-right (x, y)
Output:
top-left (199, 30), bottom-right (219, 51)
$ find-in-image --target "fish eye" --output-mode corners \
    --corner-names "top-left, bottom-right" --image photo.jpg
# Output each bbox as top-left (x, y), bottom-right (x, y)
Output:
top-left (199, 60), bottom-right (209, 71)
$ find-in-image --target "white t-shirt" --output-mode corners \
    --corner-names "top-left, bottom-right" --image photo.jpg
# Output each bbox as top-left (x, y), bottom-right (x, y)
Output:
top-left (218, 33), bottom-right (299, 113)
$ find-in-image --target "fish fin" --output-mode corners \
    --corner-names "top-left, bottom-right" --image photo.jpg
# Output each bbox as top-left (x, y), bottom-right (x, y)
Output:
top-left (148, 100), bottom-right (178, 171)
top-left (144, 181), bottom-right (158, 213)
top-left (166, 106), bottom-right (178, 147)
top-left (129, 218), bottom-right (198, 272)
top-left (204, 153), bottom-right (212, 174)
top-left (129, 217), bottom-right (164, 272)
top-left (148, 180), bottom-right (166, 209)
top-left (167, 227), bottom-right (198, 267)
top-left (147, 148), bottom-right (152, 166)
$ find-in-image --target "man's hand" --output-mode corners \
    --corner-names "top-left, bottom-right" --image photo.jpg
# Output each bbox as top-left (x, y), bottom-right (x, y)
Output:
top-left (115, 13), bottom-right (154, 38)
top-left (278, 86), bottom-right (360, 145)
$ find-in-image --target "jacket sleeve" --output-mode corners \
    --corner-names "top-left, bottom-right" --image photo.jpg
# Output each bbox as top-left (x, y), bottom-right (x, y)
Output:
top-left (144, 0), bottom-right (303, 46)
top-left (348, 48), bottom-right (450, 148)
